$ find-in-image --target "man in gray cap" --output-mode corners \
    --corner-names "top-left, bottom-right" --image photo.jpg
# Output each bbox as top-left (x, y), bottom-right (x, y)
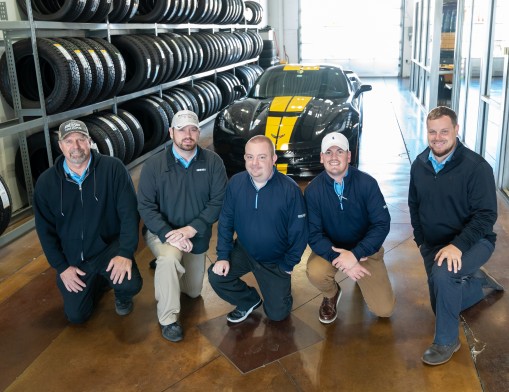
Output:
top-left (33, 119), bottom-right (143, 323)
top-left (137, 110), bottom-right (227, 342)
top-left (304, 132), bottom-right (395, 324)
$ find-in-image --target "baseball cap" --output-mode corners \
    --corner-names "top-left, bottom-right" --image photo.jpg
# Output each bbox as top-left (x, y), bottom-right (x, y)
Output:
top-left (58, 119), bottom-right (89, 140)
top-left (171, 110), bottom-right (200, 129)
top-left (321, 132), bottom-right (349, 153)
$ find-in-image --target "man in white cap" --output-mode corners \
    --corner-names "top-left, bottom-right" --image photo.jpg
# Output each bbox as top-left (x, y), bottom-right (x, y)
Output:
top-left (304, 132), bottom-right (395, 324)
top-left (34, 119), bottom-right (143, 323)
top-left (137, 110), bottom-right (227, 342)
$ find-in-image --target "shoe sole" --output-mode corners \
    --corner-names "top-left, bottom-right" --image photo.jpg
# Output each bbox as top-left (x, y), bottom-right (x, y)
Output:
top-left (227, 299), bottom-right (262, 323)
top-left (319, 285), bottom-right (342, 324)
top-left (421, 342), bottom-right (461, 365)
top-left (480, 267), bottom-right (505, 291)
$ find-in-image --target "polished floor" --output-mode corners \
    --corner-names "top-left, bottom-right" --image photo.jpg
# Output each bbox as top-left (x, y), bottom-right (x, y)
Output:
top-left (1, 78), bottom-right (508, 392)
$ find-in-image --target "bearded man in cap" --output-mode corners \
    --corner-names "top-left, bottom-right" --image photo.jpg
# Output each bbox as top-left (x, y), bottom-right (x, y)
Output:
top-left (304, 132), bottom-right (395, 324)
top-left (137, 110), bottom-right (227, 342)
top-left (34, 119), bottom-right (143, 324)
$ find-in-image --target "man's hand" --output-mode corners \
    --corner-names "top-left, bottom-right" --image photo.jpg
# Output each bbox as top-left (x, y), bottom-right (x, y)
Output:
top-left (106, 256), bottom-right (133, 284)
top-left (212, 260), bottom-right (230, 276)
top-left (435, 244), bottom-right (462, 273)
top-left (331, 247), bottom-right (371, 282)
top-left (166, 226), bottom-right (197, 243)
top-left (60, 266), bottom-right (87, 293)
top-left (168, 238), bottom-right (194, 253)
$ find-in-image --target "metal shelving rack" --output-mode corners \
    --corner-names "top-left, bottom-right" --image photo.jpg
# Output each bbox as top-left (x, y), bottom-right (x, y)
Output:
top-left (0, 2), bottom-right (262, 247)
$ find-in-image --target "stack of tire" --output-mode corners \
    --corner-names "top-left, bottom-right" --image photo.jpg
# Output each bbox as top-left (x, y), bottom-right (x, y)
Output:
top-left (15, 0), bottom-right (252, 24)
top-left (243, 1), bottom-right (263, 25)
top-left (0, 37), bottom-right (126, 114)
top-left (14, 109), bottom-right (144, 189)
top-left (0, 175), bottom-right (12, 236)
top-left (259, 39), bottom-right (279, 69)
top-left (0, 30), bottom-right (263, 114)
top-left (230, 64), bottom-right (263, 94)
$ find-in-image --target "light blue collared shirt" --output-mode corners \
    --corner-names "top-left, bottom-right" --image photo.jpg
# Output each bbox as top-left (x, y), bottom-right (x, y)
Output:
top-left (172, 145), bottom-right (197, 168)
top-left (428, 149), bottom-right (455, 173)
top-left (63, 157), bottom-right (92, 186)
top-left (333, 168), bottom-right (349, 210)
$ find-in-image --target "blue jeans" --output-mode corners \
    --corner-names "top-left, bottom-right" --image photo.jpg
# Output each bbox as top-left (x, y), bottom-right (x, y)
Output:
top-left (420, 238), bottom-right (495, 345)
top-left (208, 240), bottom-right (293, 321)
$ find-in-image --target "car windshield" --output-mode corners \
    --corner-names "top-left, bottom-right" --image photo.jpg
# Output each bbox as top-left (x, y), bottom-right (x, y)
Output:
top-left (250, 66), bottom-right (350, 99)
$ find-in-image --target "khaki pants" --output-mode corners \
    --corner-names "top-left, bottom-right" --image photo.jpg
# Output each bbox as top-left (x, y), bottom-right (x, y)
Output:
top-left (306, 247), bottom-right (395, 317)
top-left (144, 231), bottom-right (206, 326)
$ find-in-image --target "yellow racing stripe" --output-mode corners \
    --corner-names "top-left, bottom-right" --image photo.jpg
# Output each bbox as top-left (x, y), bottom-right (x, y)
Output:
top-left (276, 163), bottom-right (288, 174)
top-left (265, 96), bottom-right (310, 150)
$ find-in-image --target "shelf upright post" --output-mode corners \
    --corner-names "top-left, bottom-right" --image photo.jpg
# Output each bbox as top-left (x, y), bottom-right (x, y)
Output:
top-left (25, 0), bottom-right (52, 182)
top-left (3, 26), bottom-right (35, 202)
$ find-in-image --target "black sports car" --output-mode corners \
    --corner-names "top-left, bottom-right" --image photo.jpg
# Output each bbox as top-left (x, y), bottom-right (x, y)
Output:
top-left (213, 64), bottom-right (372, 177)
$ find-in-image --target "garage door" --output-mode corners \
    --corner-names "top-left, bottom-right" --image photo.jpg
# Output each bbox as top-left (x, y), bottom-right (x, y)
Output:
top-left (300, 0), bottom-right (403, 76)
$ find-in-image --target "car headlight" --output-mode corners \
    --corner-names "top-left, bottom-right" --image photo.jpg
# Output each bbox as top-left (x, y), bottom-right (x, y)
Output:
top-left (328, 112), bottom-right (353, 133)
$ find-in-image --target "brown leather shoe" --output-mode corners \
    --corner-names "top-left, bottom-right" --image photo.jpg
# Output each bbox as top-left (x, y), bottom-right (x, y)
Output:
top-left (319, 283), bottom-right (342, 324)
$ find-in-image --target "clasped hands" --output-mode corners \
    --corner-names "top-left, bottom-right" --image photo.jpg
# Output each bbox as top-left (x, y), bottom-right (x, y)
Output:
top-left (331, 246), bottom-right (370, 282)
top-left (165, 226), bottom-right (197, 253)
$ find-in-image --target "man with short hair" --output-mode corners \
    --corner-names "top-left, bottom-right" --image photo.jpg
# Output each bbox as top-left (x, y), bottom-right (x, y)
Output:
top-left (305, 132), bottom-right (395, 324)
top-left (138, 110), bottom-right (227, 342)
top-left (208, 135), bottom-right (308, 323)
top-left (34, 119), bottom-right (143, 323)
top-left (409, 106), bottom-right (504, 366)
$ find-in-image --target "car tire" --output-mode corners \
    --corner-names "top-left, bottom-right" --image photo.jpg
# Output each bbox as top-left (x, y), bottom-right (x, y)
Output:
top-left (0, 175), bottom-right (13, 236)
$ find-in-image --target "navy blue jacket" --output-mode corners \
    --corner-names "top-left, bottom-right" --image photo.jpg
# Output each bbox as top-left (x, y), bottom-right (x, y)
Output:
top-left (408, 139), bottom-right (497, 251)
top-left (33, 150), bottom-right (139, 274)
top-left (305, 167), bottom-right (390, 262)
top-left (216, 168), bottom-right (308, 272)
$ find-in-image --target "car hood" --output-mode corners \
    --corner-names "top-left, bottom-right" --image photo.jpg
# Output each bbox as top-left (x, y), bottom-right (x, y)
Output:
top-left (220, 95), bottom-right (354, 150)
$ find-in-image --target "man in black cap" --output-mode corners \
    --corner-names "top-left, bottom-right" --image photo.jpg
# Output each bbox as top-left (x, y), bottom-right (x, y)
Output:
top-left (34, 119), bottom-right (143, 323)
top-left (138, 110), bottom-right (227, 342)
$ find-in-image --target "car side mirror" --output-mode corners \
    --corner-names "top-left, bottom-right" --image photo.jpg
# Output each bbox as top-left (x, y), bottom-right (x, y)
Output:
top-left (234, 84), bottom-right (247, 99)
top-left (353, 84), bottom-right (372, 99)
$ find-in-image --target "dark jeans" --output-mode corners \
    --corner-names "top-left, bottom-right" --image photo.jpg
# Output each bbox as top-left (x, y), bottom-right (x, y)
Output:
top-left (56, 240), bottom-right (143, 324)
top-left (420, 238), bottom-right (495, 345)
top-left (208, 240), bottom-right (292, 321)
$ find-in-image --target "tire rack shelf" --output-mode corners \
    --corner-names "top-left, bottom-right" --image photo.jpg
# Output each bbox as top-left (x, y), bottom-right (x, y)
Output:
top-left (0, 11), bottom-right (263, 247)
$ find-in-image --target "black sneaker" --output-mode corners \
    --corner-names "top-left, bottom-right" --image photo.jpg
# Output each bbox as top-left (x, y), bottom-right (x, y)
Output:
top-left (226, 299), bottom-right (262, 323)
top-left (474, 267), bottom-right (505, 291)
top-left (115, 298), bottom-right (133, 316)
top-left (161, 321), bottom-right (183, 342)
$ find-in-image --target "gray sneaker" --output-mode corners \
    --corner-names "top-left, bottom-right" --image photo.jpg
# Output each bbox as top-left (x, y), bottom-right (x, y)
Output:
top-left (422, 340), bottom-right (461, 365)
top-left (161, 321), bottom-right (183, 342)
top-left (115, 298), bottom-right (133, 316)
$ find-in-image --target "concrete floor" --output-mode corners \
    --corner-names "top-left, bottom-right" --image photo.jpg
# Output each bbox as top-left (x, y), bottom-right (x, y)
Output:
top-left (0, 78), bottom-right (507, 392)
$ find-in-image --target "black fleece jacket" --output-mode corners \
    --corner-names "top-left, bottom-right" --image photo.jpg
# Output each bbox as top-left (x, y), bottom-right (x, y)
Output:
top-left (408, 139), bottom-right (497, 252)
top-left (33, 150), bottom-right (139, 274)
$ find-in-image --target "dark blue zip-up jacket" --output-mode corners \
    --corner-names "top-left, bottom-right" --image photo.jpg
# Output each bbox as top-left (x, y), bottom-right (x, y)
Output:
top-left (305, 167), bottom-right (390, 262)
top-left (216, 168), bottom-right (308, 272)
top-left (33, 150), bottom-right (139, 274)
top-left (408, 139), bottom-right (497, 251)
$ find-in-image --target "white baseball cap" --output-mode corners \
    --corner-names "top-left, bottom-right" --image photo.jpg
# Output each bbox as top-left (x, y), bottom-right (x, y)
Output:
top-left (321, 132), bottom-right (349, 153)
top-left (171, 110), bottom-right (200, 129)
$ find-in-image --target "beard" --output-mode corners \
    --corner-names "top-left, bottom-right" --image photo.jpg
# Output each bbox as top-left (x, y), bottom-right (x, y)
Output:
top-left (175, 138), bottom-right (197, 151)
top-left (67, 148), bottom-right (88, 165)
